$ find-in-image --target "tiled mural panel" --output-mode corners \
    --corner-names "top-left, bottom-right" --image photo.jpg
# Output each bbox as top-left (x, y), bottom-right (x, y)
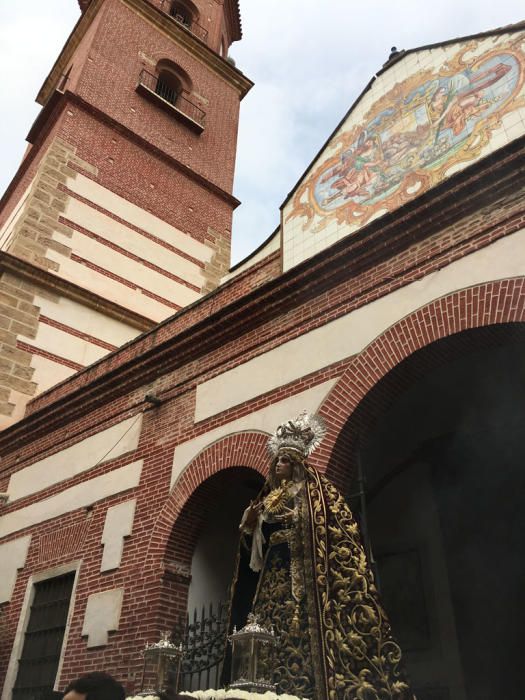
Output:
top-left (283, 30), bottom-right (525, 269)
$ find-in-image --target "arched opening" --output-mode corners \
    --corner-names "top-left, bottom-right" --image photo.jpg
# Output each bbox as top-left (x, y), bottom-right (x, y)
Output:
top-left (153, 59), bottom-right (192, 109)
top-left (155, 68), bottom-right (183, 108)
top-left (339, 323), bottom-right (525, 700)
top-left (170, 1), bottom-right (192, 27)
top-left (187, 469), bottom-right (263, 614)
top-left (161, 466), bottom-right (264, 688)
top-left (169, 0), bottom-right (197, 26)
top-left (164, 466), bottom-right (263, 613)
top-left (161, 0), bottom-right (208, 43)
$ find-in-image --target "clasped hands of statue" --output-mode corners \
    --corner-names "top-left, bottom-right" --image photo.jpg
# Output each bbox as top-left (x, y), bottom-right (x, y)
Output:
top-left (244, 452), bottom-right (298, 528)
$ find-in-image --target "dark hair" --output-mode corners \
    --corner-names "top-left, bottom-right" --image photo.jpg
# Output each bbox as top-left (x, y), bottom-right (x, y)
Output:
top-left (63, 672), bottom-right (125, 700)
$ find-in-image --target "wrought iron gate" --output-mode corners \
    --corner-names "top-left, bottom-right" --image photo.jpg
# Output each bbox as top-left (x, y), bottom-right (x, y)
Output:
top-left (173, 602), bottom-right (229, 691)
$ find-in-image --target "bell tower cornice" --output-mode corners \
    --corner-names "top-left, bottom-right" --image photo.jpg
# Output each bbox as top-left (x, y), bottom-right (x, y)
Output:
top-left (37, 0), bottom-right (251, 107)
top-left (79, 0), bottom-right (242, 38)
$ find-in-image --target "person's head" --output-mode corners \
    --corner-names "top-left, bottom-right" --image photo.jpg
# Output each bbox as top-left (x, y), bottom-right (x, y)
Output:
top-left (274, 451), bottom-right (294, 482)
top-left (431, 86), bottom-right (447, 109)
top-left (63, 673), bottom-right (125, 700)
top-left (270, 448), bottom-right (304, 487)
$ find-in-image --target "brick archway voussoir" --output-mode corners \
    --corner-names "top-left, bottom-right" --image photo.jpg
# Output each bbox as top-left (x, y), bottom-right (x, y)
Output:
top-left (317, 278), bottom-right (525, 476)
top-left (144, 431), bottom-right (270, 565)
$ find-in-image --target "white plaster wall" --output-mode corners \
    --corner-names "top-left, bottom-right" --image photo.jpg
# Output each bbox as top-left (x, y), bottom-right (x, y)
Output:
top-left (282, 31), bottom-right (525, 270)
top-left (172, 379), bottom-right (338, 488)
top-left (0, 180), bottom-right (33, 251)
top-left (33, 293), bottom-right (139, 347)
top-left (100, 499), bottom-right (136, 571)
top-left (66, 173), bottom-right (213, 262)
top-left (82, 588), bottom-right (124, 647)
top-left (51, 230), bottom-right (200, 308)
top-left (8, 414), bottom-right (143, 501)
top-left (0, 389), bottom-right (35, 431)
top-left (0, 536), bottom-right (31, 604)
top-left (63, 198), bottom-right (205, 288)
top-left (222, 230), bottom-right (281, 283)
top-left (195, 228), bottom-right (525, 422)
top-left (0, 461), bottom-right (143, 539)
top-left (31, 322), bottom-right (107, 366)
top-left (29, 355), bottom-right (76, 393)
top-left (45, 252), bottom-right (174, 321)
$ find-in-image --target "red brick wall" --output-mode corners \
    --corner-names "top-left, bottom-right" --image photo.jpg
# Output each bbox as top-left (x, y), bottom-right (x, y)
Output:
top-left (0, 278), bottom-right (523, 693)
top-left (1, 0), bottom-right (243, 242)
top-left (23, 171), bottom-right (525, 421)
top-left (146, 0), bottom-right (240, 54)
top-left (1, 133), bottom-right (524, 694)
top-left (75, 0), bottom-right (241, 194)
top-left (59, 105), bottom-right (236, 243)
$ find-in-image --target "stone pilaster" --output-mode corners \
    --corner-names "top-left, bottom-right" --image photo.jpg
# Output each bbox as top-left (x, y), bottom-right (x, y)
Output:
top-left (4, 138), bottom-right (97, 272)
top-left (201, 227), bottom-right (231, 295)
top-left (0, 138), bottom-right (98, 423)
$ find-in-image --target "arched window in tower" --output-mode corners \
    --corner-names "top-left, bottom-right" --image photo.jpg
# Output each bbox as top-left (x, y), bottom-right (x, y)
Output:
top-left (155, 70), bottom-right (182, 108)
top-left (160, 0), bottom-right (208, 44)
top-left (170, 1), bottom-right (192, 28)
top-left (137, 59), bottom-right (205, 132)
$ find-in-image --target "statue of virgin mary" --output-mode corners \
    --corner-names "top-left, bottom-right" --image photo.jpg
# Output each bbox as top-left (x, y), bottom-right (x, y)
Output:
top-left (228, 413), bottom-right (414, 700)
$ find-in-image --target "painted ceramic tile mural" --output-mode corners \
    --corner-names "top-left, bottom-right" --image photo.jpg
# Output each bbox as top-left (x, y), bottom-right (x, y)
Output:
top-left (284, 31), bottom-right (525, 268)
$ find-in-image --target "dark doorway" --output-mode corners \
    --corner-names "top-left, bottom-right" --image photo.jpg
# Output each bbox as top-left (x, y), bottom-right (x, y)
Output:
top-left (164, 466), bottom-right (263, 690)
top-left (346, 325), bottom-right (525, 700)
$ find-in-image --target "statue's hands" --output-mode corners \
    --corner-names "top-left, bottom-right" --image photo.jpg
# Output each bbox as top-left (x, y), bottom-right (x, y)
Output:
top-left (244, 500), bottom-right (264, 529)
top-left (274, 506), bottom-right (296, 525)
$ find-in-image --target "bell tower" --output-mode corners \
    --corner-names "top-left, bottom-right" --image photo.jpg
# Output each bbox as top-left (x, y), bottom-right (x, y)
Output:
top-left (0, 0), bottom-right (252, 427)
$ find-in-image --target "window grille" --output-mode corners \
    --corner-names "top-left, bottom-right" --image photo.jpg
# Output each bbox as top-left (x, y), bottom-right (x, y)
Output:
top-left (12, 572), bottom-right (75, 700)
top-left (159, 1), bottom-right (208, 43)
top-left (171, 8), bottom-right (191, 27)
top-left (156, 76), bottom-right (180, 107)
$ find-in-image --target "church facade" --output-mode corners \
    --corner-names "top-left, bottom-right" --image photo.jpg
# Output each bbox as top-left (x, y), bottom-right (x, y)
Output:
top-left (0, 3), bottom-right (524, 700)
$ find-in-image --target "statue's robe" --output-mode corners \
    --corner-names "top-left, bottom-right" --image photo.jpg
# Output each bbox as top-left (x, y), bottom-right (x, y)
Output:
top-left (227, 463), bottom-right (413, 700)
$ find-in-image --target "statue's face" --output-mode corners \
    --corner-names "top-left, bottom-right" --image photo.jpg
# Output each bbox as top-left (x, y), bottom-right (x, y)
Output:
top-left (275, 453), bottom-right (294, 482)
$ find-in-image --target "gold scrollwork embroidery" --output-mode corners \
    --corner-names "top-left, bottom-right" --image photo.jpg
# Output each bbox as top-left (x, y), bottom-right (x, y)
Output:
top-left (306, 466), bottom-right (412, 699)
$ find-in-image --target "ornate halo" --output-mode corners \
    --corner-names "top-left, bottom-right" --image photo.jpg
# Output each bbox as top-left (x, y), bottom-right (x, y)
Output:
top-left (267, 411), bottom-right (326, 460)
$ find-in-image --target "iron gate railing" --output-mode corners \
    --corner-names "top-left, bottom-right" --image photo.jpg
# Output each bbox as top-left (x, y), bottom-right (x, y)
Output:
top-left (173, 602), bottom-right (229, 691)
top-left (137, 69), bottom-right (206, 129)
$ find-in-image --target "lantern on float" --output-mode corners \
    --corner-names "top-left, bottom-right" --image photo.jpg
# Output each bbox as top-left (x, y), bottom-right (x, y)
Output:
top-left (140, 631), bottom-right (183, 695)
top-left (228, 613), bottom-right (277, 693)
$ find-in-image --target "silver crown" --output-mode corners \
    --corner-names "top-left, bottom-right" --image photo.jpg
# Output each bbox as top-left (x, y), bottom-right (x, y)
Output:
top-left (267, 411), bottom-right (326, 459)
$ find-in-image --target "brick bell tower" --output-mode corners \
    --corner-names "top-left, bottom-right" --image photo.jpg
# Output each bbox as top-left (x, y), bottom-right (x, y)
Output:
top-left (0, 0), bottom-right (252, 427)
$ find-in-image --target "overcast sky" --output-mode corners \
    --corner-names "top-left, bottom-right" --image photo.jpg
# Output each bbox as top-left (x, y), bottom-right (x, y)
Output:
top-left (0, 1), bottom-right (523, 263)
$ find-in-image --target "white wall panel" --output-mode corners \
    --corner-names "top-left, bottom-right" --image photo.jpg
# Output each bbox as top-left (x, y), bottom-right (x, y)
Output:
top-left (8, 415), bottom-right (143, 502)
top-left (196, 229), bottom-right (525, 421)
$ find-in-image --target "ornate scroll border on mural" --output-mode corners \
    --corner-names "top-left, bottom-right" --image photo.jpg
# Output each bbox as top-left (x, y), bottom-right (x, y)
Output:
top-left (287, 33), bottom-right (525, 234)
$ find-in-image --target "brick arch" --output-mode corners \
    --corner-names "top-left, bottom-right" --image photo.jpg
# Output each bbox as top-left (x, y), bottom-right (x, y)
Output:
top-left (144, 431), bottom-right (270, 568)
top-left (315, 278), bottom-right (525, 487)
top-left (156, 58), bottom-right (193, 92)
top-left (136, 432), bottom-right (268, 642)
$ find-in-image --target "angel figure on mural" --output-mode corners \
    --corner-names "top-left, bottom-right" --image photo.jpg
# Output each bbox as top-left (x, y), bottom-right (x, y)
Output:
top-left (227, 413), bottom-right (414, 700)
top-left (429, 61), bottom-right (511, 141)
top-left (321, 132), bottom-right (383, 206)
